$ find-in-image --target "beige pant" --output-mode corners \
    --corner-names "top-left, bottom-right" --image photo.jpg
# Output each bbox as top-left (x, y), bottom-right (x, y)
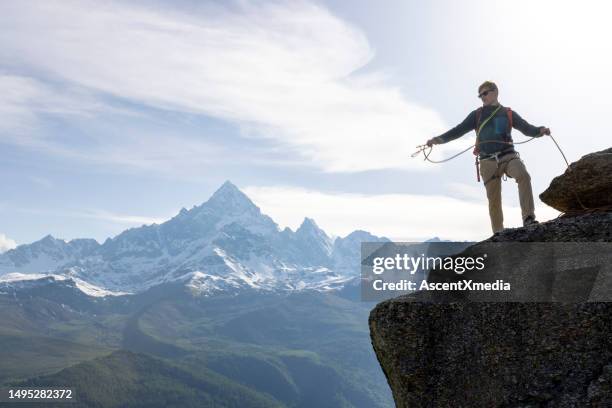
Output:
top-left (479, 152), bottom-right (535, 233)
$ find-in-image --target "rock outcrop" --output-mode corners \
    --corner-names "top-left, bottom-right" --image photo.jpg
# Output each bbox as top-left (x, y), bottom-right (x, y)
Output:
top-left (539, 147), bottom-right (612, 213)
top-left (370, 301), bottom-right (611, 407)
top-left (369, 148), bottom-right (612, 407)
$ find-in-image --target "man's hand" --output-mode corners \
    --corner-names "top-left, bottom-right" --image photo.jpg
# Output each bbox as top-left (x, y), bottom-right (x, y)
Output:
top-left (539, 127), bottom-right (551, 136)
top-left (426, 137), bottom-right (441, 147)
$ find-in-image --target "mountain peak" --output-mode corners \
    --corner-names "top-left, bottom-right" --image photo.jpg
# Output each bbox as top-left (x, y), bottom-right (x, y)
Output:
top-left (342, 230), bottom-right (379, 241)
top-left (204, 181), bottom-right (258, 213)
top-left (297, 217), bottom-right (320, 232)
top-left (296, 217), bottom-right (329, 239)
top-left (300, 217), bottom-right (317, 228)
top-left (35, 234), bottom-right (65, 247)
top-left (216, 180), bottom-right (240, 194)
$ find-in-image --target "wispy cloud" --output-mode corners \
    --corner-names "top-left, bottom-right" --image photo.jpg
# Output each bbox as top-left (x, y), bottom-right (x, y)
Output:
top-left (243, 185), bottom-right (560, 241)
top-left (0, 0), bottom-right (449, 173)
top-left (0, 233), bottom-right (17, 252)
top-left (0, 73), bottom-right (231, 175)
top-left (79, 209), bottom-right (169, 226)
top-left (1, 75), bottom-right (76, 143)
top-left (446, 182), bottom-right (485, 202)
top-left (0, 73), bottom-right (146, 165)
top-left (16, 207), bottom-right (169, 227)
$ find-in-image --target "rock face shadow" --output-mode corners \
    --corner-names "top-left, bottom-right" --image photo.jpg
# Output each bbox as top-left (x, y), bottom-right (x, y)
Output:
top-left (369, 147), bottom-right (612, 407)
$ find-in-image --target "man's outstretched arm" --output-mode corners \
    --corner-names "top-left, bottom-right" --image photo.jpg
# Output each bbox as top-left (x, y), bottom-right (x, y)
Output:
top-left (427, 111), bottom-right (476, 146)
top-left (512, 111), bottom-right (551, 137)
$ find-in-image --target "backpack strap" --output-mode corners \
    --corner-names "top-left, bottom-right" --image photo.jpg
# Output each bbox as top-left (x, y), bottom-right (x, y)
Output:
top-left (474, 107), bottom-right (483, 132)
top-left (504, 107), bottom-right (513, 142)
top-left (473, 105), bottom-right (501, 156)
top-left (475, 106), bottom-right (512, 132)
top-left (473, 107), bottom-right (483, 156)
top-left (506, 107), bottom-right (513, 131)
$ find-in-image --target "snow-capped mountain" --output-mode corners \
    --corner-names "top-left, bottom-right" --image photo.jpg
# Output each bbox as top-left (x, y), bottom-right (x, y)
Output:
top-left (0, 181), bottom-right (388, 297)
top-left (0, 235), bottom-right (99, 273)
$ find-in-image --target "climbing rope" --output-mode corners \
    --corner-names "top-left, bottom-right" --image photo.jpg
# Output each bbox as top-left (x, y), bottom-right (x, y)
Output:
top-left (411, 137), bottom-right (539, 164)
top-left (413, 136), bottom-right (611, 215)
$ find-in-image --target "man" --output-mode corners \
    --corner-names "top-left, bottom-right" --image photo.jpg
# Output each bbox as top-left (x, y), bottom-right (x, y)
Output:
top-left (426, 81), bottom-right (551, 234)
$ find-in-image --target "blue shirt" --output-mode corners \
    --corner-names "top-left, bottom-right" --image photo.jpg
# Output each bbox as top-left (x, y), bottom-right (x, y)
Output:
top-left (437, 104), bottom-right (543, 157)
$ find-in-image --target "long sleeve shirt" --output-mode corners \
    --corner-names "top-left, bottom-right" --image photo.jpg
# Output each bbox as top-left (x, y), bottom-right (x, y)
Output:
top-left (436, 104), bottom-right (543, 157)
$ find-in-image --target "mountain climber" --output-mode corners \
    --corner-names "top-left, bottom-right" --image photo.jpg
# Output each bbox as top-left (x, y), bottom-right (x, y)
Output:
top-left (426, 81), bottom-right (551, 233)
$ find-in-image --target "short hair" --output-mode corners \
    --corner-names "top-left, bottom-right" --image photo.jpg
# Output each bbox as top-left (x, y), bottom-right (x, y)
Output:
top-left (478, 81), bottom-right (498, 93)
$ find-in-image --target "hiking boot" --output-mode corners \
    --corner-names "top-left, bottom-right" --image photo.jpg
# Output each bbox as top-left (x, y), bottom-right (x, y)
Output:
top-left (523, 215), bottom-right (539, 227)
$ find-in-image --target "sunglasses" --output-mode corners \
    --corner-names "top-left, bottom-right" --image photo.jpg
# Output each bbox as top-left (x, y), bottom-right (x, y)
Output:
top-left (478, 89), bottom-right (495, 98)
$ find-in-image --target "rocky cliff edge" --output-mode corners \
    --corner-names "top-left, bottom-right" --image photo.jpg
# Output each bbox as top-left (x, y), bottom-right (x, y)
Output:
top-left (369, 148), bottom-right (612, 407)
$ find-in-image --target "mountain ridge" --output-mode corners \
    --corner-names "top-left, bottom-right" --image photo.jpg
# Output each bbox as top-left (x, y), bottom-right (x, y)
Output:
top-left (0, 181), bottom-right (388, 297)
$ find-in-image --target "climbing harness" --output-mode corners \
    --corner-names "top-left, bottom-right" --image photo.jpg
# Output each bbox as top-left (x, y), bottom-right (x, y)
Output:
top-left (412, 135), bottom-right (611, 215)
top-left (480, 151), bottom-right (520, 186)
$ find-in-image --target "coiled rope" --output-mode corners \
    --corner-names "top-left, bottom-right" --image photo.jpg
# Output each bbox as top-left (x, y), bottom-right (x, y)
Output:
top-left (412, 136), bottom-right (612, 215)
top-left (412, 136), bottom-right (563, 164)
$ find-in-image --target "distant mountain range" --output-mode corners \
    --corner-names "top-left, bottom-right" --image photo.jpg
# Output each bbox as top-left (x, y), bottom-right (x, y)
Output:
top-left (0, 181), bottom-right (408, 407)
top-left (0, 181), bottom-right (388, 297)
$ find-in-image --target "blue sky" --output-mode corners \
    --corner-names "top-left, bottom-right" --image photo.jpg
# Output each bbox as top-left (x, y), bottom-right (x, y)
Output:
top-left (1, 0), bottom-right (610, 249)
